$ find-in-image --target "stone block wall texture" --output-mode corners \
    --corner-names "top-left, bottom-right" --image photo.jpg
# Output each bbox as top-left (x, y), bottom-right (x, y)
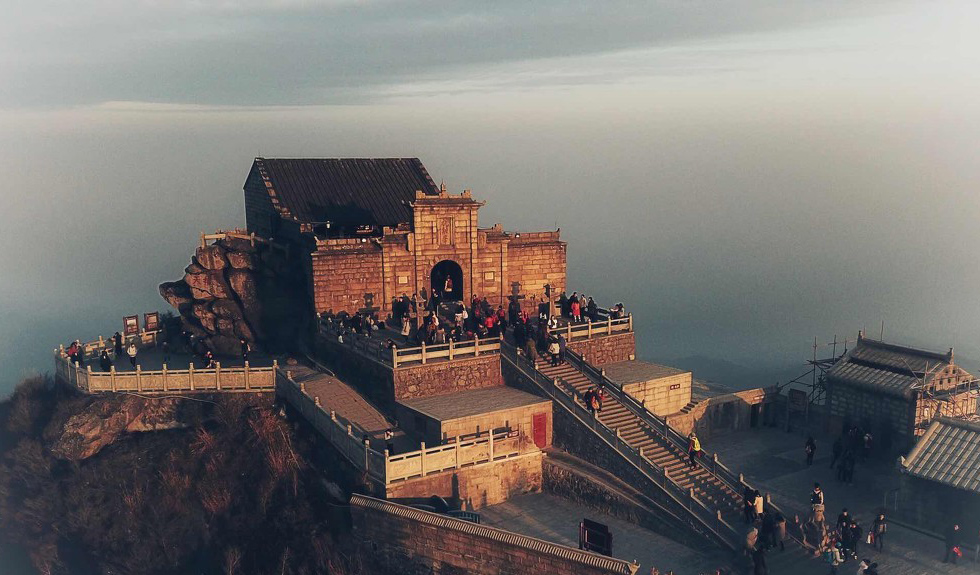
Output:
top-left (623, 372), bottom-right (692, 417)
top-left (351, 494), bottom-right (636, 575)
top-left (308, 195), bottom-right (566, 316)
top-left (666, 388), bottom-right (776, 438)
top-left (543, 458), bottom-right (707, 550)
top-left (440, 403), bottom-right (552, 447)
top-left (827, 385), bottom-right (915, 450)
top-left (385, 451), bottom-right (544, 511)
top-left (393, 355), bottom-right (502, 400)
top-left (569, 332), bottom-right (636, 367)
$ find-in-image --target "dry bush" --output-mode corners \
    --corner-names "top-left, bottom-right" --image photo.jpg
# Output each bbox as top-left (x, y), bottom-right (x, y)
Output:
top-left (191, 428), bottom-right (217, 456)
top-left (200, 479), bottom-right (233, 517)
top-left (122, 483), bottom-right (145, 517)
top-left (223, 546), bottom-right (243, 575)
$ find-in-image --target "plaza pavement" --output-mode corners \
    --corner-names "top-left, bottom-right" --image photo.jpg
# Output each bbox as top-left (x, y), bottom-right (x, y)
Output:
top-left (709, 426), bottom-right (980, 575)
top-left (481, 492), bottom-right (729, 575)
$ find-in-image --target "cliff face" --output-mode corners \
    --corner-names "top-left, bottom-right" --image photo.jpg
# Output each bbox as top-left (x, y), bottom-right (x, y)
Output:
top-left (159, 236), bottom-right (311, 355)
top-left (0, 377), bottom-right (357, 575)
top-left (51, 395), bottom-right (187, 460)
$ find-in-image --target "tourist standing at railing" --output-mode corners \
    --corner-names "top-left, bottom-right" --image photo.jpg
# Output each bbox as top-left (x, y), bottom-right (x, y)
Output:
top-left (241, 339), bottom-right (250, 363)
top-left (587, 297), bottom-right (598, 322)
top-left (401, 312), bottom-right (411, 343)
top-left (496, 305), bottom-right (507, 331)
top-left (744, 486), bottom-right (757, 524)
top-left (127, 342), bottom-right (138, 368)
top-left (99, 349), bottom-right (113, 372)
top-left (67, 340), bottom-right (81, 366)
top-left (570, 298), bottom-right (581, 324)
top-left (558, 291), bottom-right (569, 318)
top-left (113, 332), bottom-right (123, 359)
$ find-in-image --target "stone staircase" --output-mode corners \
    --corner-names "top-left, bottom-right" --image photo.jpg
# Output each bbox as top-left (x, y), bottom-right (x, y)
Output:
top-left (534, 357), bottom-right (824, 574)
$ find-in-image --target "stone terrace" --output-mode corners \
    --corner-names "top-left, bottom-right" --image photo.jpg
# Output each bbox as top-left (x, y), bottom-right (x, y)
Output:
top-left (710, 426), bottom-right (980, 575)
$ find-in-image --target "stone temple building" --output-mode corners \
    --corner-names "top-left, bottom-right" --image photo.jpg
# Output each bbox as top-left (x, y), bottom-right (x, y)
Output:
top-left (243, 157), bottom-right (567, 316)
top-left (826, 332), bottom-right (978, 451)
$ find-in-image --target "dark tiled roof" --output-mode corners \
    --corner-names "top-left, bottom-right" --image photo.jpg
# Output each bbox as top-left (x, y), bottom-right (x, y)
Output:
top-left (251, 158), bottom-right (439, 228)
top-left (902, 417), bottom-right (980, 493)
top-left (827, 337), bottom-right (952, 398)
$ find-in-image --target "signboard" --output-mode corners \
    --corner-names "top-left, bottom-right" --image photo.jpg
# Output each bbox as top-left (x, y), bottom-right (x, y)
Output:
top-left (579, 519), bottom-right (612, 556)
top-left (144, 311), bottom-right (160, 332)
top-left (123, 315), bottom-right (140, 337)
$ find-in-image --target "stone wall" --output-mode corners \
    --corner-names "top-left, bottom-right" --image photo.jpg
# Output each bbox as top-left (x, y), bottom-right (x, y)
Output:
top-left (393, 355), bottom-right (502, 400)
top-left (385, 452), bottom-right (544, 511)
top-left (308, 192), bottom-right (566, 315)
top-left (569, 332), bottom-right (636, 367)
top-left (612, 368), bottom-right (691, 417)
top-left (440, 403), bottom-right (552, 447)
top-left (827, 384), bottom-right (915, 451)
top-left (543, 456), bottom-right (708, 550)
top-left (350, 494), bottom-right (637, 575)
top-left (666, 388), bottom-right (777, 438)
top-left (314, 334), bottom-right (396, 413)
top-left (505, 232), bottom-right (567, 306)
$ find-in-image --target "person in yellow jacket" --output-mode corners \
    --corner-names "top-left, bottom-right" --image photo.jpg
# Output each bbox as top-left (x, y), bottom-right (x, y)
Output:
top-left (688, 432), bottom-right (702, 468)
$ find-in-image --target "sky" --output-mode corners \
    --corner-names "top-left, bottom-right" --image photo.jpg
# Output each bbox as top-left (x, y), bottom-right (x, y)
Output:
top-left (1, 0), bottom-right (980, 394)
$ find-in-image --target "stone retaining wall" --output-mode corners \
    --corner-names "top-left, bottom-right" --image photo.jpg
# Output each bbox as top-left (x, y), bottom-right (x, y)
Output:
top-left (350, 494), bottom-right (637, 575)
top-left (393, 354), bottom-right (502, 400)
top-left (386, 451), bottom-right (544, 510)
top-left (568, 332), bottom-right (636, 366)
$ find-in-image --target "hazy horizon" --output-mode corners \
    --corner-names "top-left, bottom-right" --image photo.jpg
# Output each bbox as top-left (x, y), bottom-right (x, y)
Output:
top-left (3, 0), bottom-right (980, 395)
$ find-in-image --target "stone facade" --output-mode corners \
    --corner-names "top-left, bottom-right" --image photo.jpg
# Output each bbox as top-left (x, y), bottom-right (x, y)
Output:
top-left (666, 387), bottom-right (778, 438)
top-left (396, 389), bottom-right (552, 447)
top-left (827, 385), bottom-right (916, 449)
top-left (310, 191), bottom-right (566, 315)
top-left (393, 355), bottom-right (502, 401)
top-left (569, 332), bottom-right (636, 366)
top-left (350, 494), bottom-right (637, 575)
top-left (385, 452), bottom-right (544, 510)
top-left (603, 360), bottom-right (692, 417)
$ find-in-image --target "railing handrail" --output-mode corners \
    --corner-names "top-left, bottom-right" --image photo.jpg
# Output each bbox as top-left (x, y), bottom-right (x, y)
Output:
top-left (276, 367), bottom-right (386, 482)
top-left (318, 322), bottom-right (501, 368)
top-left (560, 347), bottom-right (807, 548)
top-left (500, 343), bottom-right (740, 550)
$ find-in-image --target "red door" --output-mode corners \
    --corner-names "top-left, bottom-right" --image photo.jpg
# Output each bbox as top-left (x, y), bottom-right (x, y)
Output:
top-left (532, 413), bottom-right (548, 448)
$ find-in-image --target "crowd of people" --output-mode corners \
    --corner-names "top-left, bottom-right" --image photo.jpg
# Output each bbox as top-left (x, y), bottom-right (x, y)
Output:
top-left (65, 330), bottom-right (256, 374)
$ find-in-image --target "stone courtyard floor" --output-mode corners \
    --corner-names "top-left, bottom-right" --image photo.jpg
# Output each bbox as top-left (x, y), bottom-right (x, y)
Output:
top-left (709, 426), bottom-right (980, 575)
top-left (480, 492), bottom-right (729, 575)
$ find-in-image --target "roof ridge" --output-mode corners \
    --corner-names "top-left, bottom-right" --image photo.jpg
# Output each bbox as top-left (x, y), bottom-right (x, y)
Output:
top-left (858, 337), bottom-right (951, 362)
top-left (935, 416), bottom-right (980, 434)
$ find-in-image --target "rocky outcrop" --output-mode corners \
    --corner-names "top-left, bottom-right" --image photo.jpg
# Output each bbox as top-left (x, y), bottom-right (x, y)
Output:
top-left (159, 235), bottom-right (311, 355)
top-left (51, 395), bottom-right (186, 460)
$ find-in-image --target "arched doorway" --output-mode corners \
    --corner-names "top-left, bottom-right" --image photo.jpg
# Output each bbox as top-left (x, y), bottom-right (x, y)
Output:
top-left (431, 260), bottom-right (463, 303)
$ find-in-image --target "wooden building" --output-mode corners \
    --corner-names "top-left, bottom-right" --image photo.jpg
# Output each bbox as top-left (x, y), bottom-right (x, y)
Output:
top-left (243, 157), bottom-right (566, 315)
top-left (826, 333), bottom-right (978, 451)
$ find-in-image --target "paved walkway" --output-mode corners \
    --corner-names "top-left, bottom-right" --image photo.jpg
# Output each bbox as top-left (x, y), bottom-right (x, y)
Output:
top-left (481, 492), bottom-right (727, 575)
top-left (710, 426), bottom-right (980, 575)
top-left (76, 347), bottom-right (274, 372)
top-left (287, 364), bottom-right (417, 454)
